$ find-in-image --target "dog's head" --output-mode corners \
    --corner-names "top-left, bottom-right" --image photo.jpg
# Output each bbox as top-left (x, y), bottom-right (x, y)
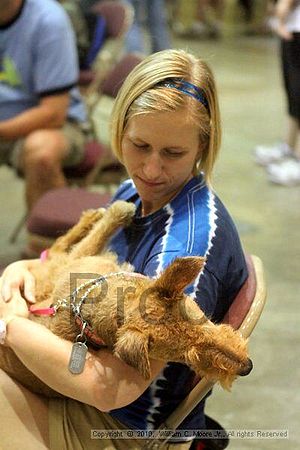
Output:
top-left (113, 256), bottom-right (252, 387)
top-left (184, 323), bottom-right (253, 389)
top-left (113, 256), bottom-right (206, 378)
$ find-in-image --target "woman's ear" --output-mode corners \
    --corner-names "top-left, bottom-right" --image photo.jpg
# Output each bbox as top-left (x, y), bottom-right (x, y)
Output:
top-left (197, 140), bottom-right (205, 159)
top-left (193, 148), bottom-right (202, 175)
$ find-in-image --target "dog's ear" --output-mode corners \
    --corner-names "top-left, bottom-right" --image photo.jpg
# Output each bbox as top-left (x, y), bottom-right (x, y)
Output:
top-left (114, 328), bottom-right (151, 379)
top-left (154, 257), bottom-right (205, 295)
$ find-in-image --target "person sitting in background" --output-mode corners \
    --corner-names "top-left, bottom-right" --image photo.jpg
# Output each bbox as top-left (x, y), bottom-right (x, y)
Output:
top-left (254, 0), bottom-right (300, 186)
top-left (0, 0), bottom-right (88, 210)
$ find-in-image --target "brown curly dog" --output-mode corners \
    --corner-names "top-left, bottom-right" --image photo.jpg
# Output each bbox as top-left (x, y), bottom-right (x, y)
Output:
top-left (0, 201), bottom-right (252, 397)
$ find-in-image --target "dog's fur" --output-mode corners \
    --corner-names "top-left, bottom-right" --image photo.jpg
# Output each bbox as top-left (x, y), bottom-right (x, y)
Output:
top-left (0, 201), bottom-right (252, 397)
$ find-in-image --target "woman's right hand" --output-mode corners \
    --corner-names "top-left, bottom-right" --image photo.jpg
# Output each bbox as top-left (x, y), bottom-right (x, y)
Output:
top-left (0, 259), bottom-right (37, 304)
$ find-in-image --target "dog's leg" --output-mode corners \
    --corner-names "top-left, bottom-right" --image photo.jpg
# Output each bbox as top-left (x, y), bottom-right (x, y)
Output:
top-left (49, 208), bottom-right (106, 255)
top-left (70, 201), bottom-right (136, 258)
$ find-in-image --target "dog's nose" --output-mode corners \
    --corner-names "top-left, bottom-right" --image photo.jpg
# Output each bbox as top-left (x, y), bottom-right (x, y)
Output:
top-left (238, 359), bottom-right (253, 376)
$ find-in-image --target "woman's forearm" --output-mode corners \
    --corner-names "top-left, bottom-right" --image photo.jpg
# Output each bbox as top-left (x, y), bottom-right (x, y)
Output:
top-left (276, 0), bottom-right (294, 21)
top-left (5, 317), bottom-right (164, 411)
top-left (5, 317), bottom-right (98, 402)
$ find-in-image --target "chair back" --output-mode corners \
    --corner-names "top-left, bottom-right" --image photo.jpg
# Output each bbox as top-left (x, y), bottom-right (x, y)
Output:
top-left (79, 1), bottom-right (134, 87)
top-left (143, 254), bottom-right (267, 450)
top-left (92, 0), bottom-right (133, 38)
top-left (100, 52), bottom-right (144, 98)
top-left (67, 52), bottom-right (144, 187)
top-left (89, 52), bottom-right (144, 148)
top-left (223, 254), bottom-right (266, 338)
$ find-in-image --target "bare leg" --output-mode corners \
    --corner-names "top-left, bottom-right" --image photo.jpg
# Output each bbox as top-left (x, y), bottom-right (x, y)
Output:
top-left (294, 123), bottom-right (300, 157)
top-left (22, 129), bottom-right (69, 211)
top-left (285, 116), bottom-right (300, 156)
top-left (0, 369), bottom-right (49, 449)
top-left (210, 0), bottom-right (225, 21)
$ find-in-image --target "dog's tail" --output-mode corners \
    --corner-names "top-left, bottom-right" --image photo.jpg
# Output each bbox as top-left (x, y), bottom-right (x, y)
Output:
top-left (70, 201), bottom-right (136, 258)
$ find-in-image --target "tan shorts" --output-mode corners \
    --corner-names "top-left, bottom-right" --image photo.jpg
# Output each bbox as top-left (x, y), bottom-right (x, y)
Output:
top-left (0, 120), bottom-right (86, 169)
top-left (49, 397), bottom-right (192, 450)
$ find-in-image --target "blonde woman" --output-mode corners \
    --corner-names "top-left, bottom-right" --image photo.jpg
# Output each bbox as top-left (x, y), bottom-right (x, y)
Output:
top-left (0, 49), bottom-right (247, 449)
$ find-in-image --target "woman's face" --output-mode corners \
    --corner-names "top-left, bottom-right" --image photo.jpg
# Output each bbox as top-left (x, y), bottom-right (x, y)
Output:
top-left (121, 109), bottom-right (202, 215)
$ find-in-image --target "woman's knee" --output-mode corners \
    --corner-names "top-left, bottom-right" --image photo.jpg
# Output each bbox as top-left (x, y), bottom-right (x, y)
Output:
top-left (0, 367), bottom-right (30, 402)
top-left (0, 369), bottom-right (50, 448)
top-left (0, 367), bottom-right (16, 392)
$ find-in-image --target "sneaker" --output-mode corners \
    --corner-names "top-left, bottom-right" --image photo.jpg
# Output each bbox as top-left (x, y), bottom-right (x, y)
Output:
top-left (267, 158), bottom-right (300, 186)
top-left (191, 21), bottom-right (208, 36)
top-left (253, 142), bottom-right (293, 166)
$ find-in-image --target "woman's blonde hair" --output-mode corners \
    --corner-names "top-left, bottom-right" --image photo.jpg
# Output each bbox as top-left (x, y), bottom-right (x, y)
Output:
top-left (110, 49), bottom-right (221, 186)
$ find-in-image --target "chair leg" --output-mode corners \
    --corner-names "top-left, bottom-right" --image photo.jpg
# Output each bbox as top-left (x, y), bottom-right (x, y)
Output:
top-left (9, 212), bottom-right (28, 244)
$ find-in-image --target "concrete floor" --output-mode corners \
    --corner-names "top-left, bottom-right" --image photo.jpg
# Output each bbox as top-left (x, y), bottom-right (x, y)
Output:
top-left (0, 34), bottom-right (299, 449)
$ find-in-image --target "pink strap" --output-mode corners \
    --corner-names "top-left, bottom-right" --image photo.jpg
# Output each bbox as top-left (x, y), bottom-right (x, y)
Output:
top-left (29, 305), bottom-right (56, 316)
top-left (40, 249), bottom-right (49, 262)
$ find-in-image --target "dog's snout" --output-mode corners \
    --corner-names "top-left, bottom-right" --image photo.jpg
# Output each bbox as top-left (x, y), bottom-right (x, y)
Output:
top-left (238, 359), bottom-right (253, 376)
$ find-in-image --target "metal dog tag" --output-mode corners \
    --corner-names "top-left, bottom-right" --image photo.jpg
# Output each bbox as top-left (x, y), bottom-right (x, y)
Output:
top-left (68, 342), bottom-right (88, 374)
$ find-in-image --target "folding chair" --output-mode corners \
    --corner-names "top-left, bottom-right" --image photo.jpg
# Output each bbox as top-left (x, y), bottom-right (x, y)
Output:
top-left (85, 51), bottom-right (144, 148)
top-left (79, 0), bottom-right (134, 87)
top-left (24, 187), bottom-right (112, 256)
top-left (64, 52), bottom-right (144, 185)
top-left (143, 254), bottom-right (267, 450)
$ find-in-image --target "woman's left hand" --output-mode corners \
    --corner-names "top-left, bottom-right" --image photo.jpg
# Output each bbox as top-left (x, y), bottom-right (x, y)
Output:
top-left (0, 290), bottom-right (29, 344)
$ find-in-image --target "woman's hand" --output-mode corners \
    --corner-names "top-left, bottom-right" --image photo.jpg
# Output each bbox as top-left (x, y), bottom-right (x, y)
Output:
top-left (0, 259), bottom-right (38, 344)
top-left (0, 293), bottom-right (29, 324)
top-left (275, 0), bottom-right (294, 41)
top-left (0, 282), bottom-right (30, 345)
top-left (0, 260), bottom-right (36, 304)
top-left (276, 22), bottom-right (293, 40)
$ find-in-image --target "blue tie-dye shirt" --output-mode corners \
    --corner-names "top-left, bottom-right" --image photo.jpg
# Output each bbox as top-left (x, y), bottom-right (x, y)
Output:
top-left (108, 174), bottom-right (248, 433)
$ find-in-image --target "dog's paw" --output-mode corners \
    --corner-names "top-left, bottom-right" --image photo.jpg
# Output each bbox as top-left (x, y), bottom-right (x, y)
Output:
top-left (108, 201), bottom-right (136, 224)
top-left (81, 208), bottom-right (105, 223)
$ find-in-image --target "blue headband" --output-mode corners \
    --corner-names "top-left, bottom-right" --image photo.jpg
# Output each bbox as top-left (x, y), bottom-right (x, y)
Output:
top-left (159, 78), bottom-right (209, 111)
